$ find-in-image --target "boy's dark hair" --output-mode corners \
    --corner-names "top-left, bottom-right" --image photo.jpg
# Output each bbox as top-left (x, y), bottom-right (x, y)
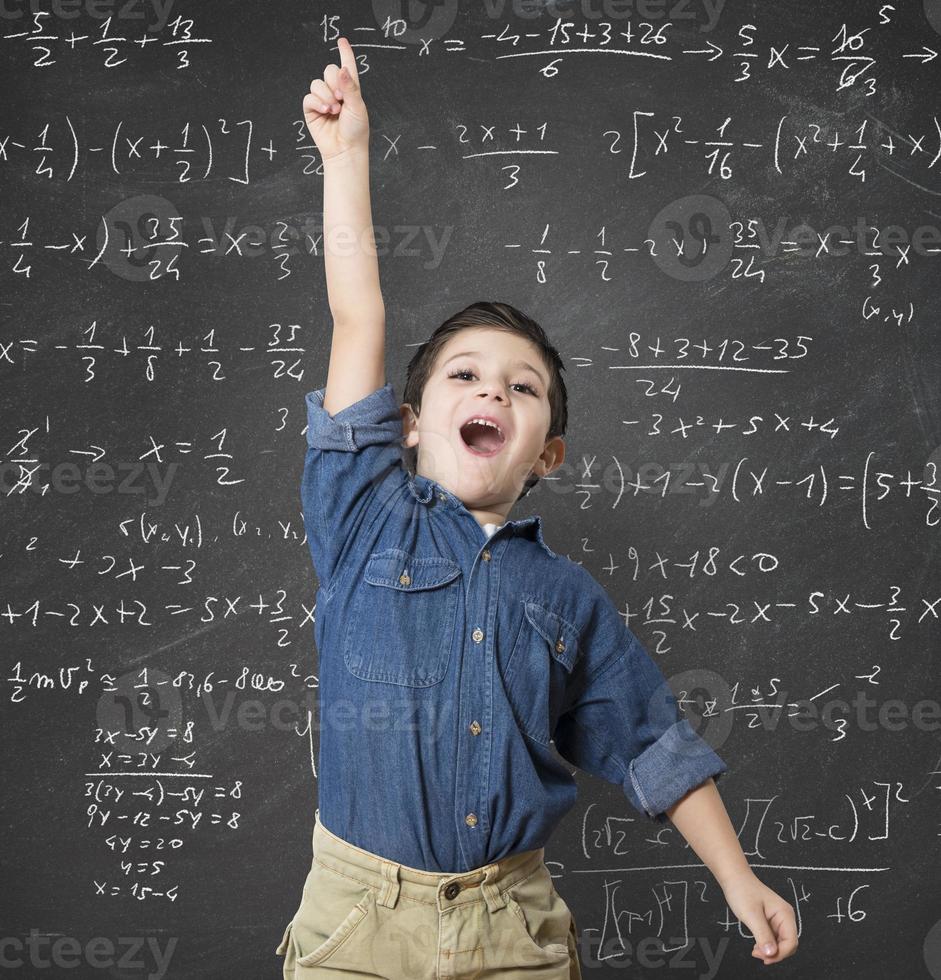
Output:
top-left (402, 301), bottom-right (568, 502)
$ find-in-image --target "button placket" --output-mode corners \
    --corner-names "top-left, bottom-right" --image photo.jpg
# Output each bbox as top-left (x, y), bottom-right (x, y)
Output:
top-left (460, 522), bottom-right (500, 864)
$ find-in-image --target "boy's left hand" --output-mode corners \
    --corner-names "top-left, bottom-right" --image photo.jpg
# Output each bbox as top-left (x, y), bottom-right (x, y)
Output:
top-left (720, 870), bottom-right (799, 965)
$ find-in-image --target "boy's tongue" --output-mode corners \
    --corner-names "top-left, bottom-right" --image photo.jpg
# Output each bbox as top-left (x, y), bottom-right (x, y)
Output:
top-left (461, 421), bottom-right (504, 454)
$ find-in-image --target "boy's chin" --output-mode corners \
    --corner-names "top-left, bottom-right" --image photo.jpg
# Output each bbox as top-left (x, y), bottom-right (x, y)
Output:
top-left (420, 458), bottom-right (527, 503)
top-left (455, 475), bottom-right (522, 507)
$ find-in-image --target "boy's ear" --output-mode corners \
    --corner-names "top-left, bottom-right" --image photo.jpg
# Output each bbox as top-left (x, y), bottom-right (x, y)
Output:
top-left (532, 435), bottom-right (565, 478)
top-left (399, 402), bottom-right (420, 448)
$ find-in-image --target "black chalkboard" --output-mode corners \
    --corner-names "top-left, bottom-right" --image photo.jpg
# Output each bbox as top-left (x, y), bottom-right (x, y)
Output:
top-left (3, 1), bottom-right (941, 977)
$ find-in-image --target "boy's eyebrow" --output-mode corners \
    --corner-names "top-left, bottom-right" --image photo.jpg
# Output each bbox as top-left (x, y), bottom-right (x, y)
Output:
top-left (441, 350), bottom-right (548, 388)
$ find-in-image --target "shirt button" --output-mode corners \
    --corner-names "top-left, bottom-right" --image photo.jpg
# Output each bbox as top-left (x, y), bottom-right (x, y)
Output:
top-left (482, 549), bottom-right (491, 561)
top-left (472, 627), bottom-right (484, 643)
top-left (469, 720), bottom-right (481, 735)
top-left (444, 882), bottom-right (461, 900)
top-left (555, 638), bottom-right (565, 653)
top-left (398, 572), bottom-right (411, 586)
top-left (465, 813), bottom-right (478, 828)
top-left (438, 493), bottom-right (447, 501)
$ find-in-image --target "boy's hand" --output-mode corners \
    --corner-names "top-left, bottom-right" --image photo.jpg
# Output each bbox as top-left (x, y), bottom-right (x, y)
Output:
top-left (303, 36), bottom-right (369, 162)
top-left (720, 870), bottom-right (799, 965)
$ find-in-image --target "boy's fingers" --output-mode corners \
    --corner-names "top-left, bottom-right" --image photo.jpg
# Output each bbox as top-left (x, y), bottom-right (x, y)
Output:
top-left (309, 79), bottom-right (334, 104)
top-left (323, 62), bottom-right (341, 95)
top-left (770, 908), bottom-right (798, 956)
top-left (337, 35), bottom-right (359, 82)
top-left (747, 918), bottom-right (777, 959)
top-left (327, 41), bottom-right (366, 116)
top-left (302, 93), bottom-right (332, 122)
top-left (322, 62), bottom-right (359, 107)
top-left (749, 904), bottom-right (798, 963)
top-left (304, 85), bottom-right (334, 116)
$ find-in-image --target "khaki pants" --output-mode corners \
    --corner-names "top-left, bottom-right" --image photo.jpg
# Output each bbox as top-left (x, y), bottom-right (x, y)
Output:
top-left (276, 813), bottom-right (582, 979)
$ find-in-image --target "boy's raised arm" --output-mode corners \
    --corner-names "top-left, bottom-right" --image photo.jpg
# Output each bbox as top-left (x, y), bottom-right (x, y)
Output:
top-left (303, 36), bottom-right (386, 416)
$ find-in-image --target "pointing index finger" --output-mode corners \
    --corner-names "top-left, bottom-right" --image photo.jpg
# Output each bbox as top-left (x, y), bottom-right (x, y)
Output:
top-left (337, 36), bottom-right (358, 81)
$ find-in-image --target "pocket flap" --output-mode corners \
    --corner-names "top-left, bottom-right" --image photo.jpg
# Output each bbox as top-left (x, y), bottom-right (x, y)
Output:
top-left (364, 549), bottom-right (462, 591)
top-left (523, 601), bottom-right (580, 671)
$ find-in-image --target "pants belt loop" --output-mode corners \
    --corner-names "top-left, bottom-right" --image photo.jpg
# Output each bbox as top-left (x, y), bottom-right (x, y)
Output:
top-left (376, 860), bottom-right (401, 909)
top-left (480, 864), bottom-right (506, 912)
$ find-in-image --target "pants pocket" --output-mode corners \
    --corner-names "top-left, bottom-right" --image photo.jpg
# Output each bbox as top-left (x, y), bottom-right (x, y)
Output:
top-left (275, 919), bottom-right (296, 978)
top-left (279, 861), bottom-right (377, 972)
top-left (503, 863), bottom-right (573, 960)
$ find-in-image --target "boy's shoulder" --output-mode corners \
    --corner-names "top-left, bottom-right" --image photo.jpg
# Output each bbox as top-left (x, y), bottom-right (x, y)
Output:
top-left (519, 545), bottom-right (619, 639)
top-left (552, 553), bottom-right (611, 604)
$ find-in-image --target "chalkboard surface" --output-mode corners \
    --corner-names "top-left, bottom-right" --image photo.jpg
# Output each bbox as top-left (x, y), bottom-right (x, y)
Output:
top-left (3, 1), bottom-right (940, 977)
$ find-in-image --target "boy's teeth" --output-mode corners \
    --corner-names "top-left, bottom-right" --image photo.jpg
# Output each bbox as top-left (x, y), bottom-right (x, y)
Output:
top-left (466, 417), bottom-right (503, 430)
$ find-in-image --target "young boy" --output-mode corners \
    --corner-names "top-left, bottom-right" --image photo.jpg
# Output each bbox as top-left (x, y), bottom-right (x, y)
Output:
top-left (277, 37), bottom-right (798, 978)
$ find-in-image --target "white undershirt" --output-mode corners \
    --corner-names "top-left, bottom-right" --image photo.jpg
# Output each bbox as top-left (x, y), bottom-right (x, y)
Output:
top-left (481, 521), bottom-right (505, 540)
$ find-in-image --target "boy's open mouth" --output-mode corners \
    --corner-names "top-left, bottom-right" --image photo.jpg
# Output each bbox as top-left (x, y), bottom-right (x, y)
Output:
top-left (459, 417), bottom-right (507, 457)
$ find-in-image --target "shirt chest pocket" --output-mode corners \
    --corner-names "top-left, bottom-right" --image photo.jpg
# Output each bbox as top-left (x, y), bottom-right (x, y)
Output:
top-left (343, 548), bottom-right (463, 687)
top-left (502, 599), bottom-right (580, 745)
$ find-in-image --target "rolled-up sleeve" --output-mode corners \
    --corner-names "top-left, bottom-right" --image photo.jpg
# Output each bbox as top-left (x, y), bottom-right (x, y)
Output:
top-left (300, 383), bottom-right (406, 595)
top-left (552, 597), bottom-right (729, 824)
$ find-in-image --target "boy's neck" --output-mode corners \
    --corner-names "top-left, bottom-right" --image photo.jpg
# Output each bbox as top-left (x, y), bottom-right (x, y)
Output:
top-left (472, 510), bottom-right (508, 528)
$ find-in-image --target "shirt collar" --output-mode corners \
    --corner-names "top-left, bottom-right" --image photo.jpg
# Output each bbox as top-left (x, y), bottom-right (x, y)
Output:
top-left (407, 471), bottom-right (557, 559)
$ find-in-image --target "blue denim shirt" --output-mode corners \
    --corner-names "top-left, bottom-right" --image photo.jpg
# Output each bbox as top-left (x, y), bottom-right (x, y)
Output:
top-left (301, 382), bottom-right (729, 873)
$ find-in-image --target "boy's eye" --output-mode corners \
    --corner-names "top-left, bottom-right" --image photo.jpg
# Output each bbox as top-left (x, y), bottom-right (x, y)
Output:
top-left (447, 368), bottom-right (538, 396)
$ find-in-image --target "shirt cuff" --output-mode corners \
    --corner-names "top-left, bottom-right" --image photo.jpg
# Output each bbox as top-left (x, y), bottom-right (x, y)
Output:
top-left (305, 383), bottom-right (403, 452)
top-left (628, 718), bottom-right (729, 824)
